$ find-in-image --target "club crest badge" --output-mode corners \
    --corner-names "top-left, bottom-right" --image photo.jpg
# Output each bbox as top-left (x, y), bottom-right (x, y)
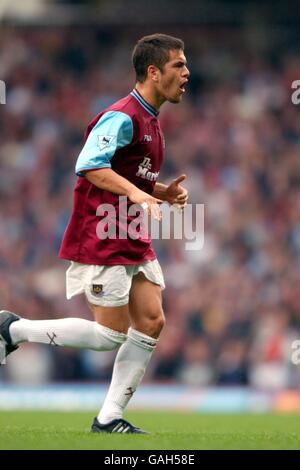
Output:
top-left (92, 284), bottom-right (104, 296)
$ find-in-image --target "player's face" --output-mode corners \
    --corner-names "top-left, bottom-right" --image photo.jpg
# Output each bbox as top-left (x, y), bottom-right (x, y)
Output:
top-left (157, 49), bottom-right (190, 103)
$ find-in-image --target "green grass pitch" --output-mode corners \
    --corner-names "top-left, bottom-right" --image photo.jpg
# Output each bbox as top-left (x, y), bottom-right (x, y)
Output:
top-left (0, 410), bottom-right (300, 449)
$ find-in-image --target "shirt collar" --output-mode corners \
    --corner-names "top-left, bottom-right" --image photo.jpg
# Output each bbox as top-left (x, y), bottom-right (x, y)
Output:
top-left (130, 88), bottom-right (159, 117)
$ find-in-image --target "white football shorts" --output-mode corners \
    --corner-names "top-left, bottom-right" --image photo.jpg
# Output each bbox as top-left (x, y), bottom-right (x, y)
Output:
top-left (66, 259), bottom-right (165, 307)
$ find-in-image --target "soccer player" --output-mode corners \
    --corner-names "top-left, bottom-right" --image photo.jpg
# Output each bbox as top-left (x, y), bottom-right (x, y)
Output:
top-left (0, 33), bottom-right (189, 434)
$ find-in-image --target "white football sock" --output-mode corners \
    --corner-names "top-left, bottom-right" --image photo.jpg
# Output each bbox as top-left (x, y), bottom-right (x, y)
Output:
top-left (97, 327), bottom-right (158, 424)
top-left (9, 318), bottom-right (126, 351)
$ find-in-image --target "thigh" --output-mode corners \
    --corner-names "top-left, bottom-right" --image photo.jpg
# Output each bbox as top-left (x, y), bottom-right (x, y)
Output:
top-left (129, 272), bottom-right (164, 337)
top-left (87, 302), bottom-right (130, 334)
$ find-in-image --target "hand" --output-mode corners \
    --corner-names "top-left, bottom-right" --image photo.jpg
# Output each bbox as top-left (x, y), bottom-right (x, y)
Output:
top-left (165, 174), bottom-right (188, 208)
top-left (127, 187), bottom-right (162, 220)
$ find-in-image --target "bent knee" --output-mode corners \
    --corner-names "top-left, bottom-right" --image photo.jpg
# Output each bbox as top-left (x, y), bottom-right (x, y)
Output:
top-left (134, 310), bottom-right (165, 339)
top-left (155, 314), bottom-right (166, 335)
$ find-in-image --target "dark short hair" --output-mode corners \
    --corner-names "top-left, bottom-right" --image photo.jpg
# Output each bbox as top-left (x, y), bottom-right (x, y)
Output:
top-left (132, 33), bottom-right (184, 83)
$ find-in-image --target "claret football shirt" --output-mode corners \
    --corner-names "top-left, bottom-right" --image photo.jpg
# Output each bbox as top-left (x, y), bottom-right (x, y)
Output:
top-left (59, 89), bottom-right (164, 265)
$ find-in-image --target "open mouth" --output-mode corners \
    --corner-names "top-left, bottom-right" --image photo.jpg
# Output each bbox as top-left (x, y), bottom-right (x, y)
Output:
top-left (179, 81), bottom-right (188, 92)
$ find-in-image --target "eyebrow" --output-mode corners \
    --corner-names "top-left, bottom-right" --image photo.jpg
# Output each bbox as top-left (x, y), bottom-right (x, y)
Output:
top-left (172, 60), bottom-right (187, 66)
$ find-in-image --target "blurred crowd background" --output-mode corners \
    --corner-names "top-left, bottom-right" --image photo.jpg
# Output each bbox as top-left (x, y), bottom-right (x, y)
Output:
top-left (1, 0), bottom-right (300, 390)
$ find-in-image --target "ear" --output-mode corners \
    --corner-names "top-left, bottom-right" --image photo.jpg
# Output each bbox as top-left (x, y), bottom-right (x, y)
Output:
top-left (147, 65), bottom-right (159, 82)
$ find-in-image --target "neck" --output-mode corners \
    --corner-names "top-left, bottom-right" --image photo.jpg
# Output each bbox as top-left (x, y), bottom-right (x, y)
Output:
top-left (135, 82), bottom-right (166, 111)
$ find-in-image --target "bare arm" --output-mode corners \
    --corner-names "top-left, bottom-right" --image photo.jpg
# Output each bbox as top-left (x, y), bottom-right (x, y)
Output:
top-left (152, 182), bottom-right (168, 201)
top-left (85, 167), bottom-right (137, 196)
top-left (152, 175), bottom-right (188, 207)
top-left (85, 168), bottom-right (162, 219)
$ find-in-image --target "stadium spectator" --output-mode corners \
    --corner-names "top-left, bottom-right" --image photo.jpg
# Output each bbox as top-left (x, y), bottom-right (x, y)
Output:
top-left (0, 26), bottom-right (300, 390)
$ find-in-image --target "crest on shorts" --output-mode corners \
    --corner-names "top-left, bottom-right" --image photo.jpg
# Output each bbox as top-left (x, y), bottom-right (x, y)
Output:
top-left (92, 284), bottom-right (104, 295)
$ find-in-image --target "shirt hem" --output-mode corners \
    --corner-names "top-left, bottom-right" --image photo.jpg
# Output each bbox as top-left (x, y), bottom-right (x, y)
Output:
top-left (59, 254), bottom-right (157, 266)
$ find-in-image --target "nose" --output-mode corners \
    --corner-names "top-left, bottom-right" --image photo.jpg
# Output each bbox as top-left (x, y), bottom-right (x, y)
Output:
top-left (183, 65), bottom-right (190, 78)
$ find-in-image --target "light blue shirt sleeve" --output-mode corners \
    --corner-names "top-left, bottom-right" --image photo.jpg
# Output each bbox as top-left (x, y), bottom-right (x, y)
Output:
top-left (75, 110), bottom-right (133, 176)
